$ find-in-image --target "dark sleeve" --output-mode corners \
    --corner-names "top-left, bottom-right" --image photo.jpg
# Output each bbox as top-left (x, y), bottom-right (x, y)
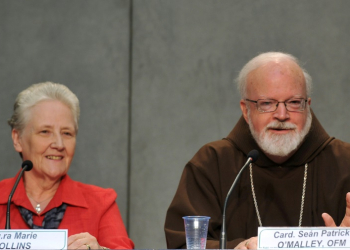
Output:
top-left (164, 144), bottom-right (247, 249)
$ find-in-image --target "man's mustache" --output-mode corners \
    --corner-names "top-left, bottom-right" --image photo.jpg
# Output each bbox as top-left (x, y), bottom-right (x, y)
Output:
top-left (266, 121), bottom-right (297, 130)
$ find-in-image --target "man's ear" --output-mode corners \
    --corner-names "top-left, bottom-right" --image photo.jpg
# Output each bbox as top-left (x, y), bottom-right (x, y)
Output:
top-left (12, 129), bottom-right (23, 153)
top-left (307, 97), bottom-right (311, 106)
top-left (240, 100), bottom-right (249, 123)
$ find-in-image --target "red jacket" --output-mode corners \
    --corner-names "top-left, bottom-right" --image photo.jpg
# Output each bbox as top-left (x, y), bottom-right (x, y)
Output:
top-left (0, 173), bottom-right (134, 249)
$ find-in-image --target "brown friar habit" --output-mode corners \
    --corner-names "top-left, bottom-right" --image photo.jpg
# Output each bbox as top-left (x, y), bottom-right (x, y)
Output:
top-left (165, 111), bottom-right (350, 249)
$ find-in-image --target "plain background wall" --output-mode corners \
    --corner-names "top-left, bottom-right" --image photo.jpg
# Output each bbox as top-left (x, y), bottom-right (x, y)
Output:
top-left (1, 1), bottom-right (350, 248)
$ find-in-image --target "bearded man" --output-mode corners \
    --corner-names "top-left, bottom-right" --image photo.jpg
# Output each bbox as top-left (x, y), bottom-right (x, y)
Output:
top-left (164, 52), bottom-right (350, 249)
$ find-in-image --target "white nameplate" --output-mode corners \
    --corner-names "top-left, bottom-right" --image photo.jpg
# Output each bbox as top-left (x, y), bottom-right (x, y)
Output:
top-left (0, 229), bottom-right (67, 249)
top-left (258, 227), bottom-right (350, 249)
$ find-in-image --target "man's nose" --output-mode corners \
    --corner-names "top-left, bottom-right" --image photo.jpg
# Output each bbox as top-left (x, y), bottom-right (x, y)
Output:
top-left (273, 102), bottom-right (290, 121)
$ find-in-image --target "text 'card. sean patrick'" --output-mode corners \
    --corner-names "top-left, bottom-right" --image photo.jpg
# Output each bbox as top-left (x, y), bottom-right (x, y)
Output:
top-left (258, 227), bottom-right (350, 249)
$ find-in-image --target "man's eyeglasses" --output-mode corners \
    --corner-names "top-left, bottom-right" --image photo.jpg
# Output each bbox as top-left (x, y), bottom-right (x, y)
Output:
top-left (245, 98), bottom-right (308, 113)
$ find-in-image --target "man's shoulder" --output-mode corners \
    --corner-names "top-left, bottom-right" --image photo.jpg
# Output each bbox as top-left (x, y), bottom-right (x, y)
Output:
top-left (326, 138), bottom-right (350, 154)
top-left (328, 138), bottom-right (350, 149)
top-left (189, 137), bottom-right (242, 166)
top-left (197, 137), bottom-right (238, 154)
top-left (313, 138), bottom-right (350, 173)
top-left (313, 138), bottom-right (350, 165)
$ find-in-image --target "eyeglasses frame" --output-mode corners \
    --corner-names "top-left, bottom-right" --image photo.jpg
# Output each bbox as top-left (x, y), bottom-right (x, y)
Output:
top-left (245, 98), bottom-right (308, 113)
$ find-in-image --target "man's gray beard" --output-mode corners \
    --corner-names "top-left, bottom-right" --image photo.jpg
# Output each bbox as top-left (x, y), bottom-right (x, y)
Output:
top-left (248, 109), bottom-right (312, 157)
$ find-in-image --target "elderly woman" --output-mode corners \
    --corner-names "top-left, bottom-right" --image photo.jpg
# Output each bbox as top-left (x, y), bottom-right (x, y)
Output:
top-left (0, 82), bottom-right (134, 249)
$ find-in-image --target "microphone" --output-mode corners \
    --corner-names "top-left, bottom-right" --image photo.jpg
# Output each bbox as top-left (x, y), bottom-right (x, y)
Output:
top-left (5, 160), bottom-right (33, 229)
top-left (219, 150), bottom-right (259, 249)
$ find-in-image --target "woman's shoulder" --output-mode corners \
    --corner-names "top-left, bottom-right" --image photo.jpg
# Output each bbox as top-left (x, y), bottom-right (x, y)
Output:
top-left (0, 176), bottom-right (17, 192)
top-left (0, 177), bottom-right (17, 203)
top-left (62, 175), bottom-right (117, 203)
top-left (0, 176), bottom-right (15, 185)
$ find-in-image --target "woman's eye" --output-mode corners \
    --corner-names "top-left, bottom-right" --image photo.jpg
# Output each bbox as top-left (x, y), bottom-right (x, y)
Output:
top-left (63, 131), bottom-right (74, 137)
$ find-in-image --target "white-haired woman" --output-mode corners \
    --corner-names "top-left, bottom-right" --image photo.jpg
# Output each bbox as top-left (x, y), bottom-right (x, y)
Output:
top-left (0, 82), bottom-right (134, 249)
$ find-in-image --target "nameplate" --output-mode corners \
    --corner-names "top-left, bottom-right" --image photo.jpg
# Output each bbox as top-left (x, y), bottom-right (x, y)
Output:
top-left (0, 229), bottom-right (67, 249)
top-left (258, 227), bottom-right (350, 249)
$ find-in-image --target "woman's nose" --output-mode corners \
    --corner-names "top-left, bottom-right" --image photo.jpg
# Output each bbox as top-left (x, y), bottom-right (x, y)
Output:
top-left (51, 134), bottom-right (64, 150)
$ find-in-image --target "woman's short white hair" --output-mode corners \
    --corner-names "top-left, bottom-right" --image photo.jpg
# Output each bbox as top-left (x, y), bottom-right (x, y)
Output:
top-left (237, 52), bottom-right (312, 99)
top-left (8, 81), bottom-right (80, 133)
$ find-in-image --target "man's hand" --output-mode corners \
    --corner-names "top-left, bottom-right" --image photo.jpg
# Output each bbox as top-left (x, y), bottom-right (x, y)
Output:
top-left (234, 236), bottom-right (257, 249)
top-left (322, 192), bottom-right (350, 227)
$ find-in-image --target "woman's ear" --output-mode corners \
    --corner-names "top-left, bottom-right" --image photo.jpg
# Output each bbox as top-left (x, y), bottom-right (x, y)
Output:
top-left (12, 129), bottom-right (23, 153)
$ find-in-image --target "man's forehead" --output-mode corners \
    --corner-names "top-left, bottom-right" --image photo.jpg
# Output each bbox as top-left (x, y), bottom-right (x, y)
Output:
top-left (246, 60), bottom-right (307, 98)
top-left (253, 60), bottom-right (303, 78)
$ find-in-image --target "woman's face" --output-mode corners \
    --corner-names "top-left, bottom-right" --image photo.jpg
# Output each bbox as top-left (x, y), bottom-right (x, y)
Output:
top-left (12, 100), bottom-right (76, 181)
